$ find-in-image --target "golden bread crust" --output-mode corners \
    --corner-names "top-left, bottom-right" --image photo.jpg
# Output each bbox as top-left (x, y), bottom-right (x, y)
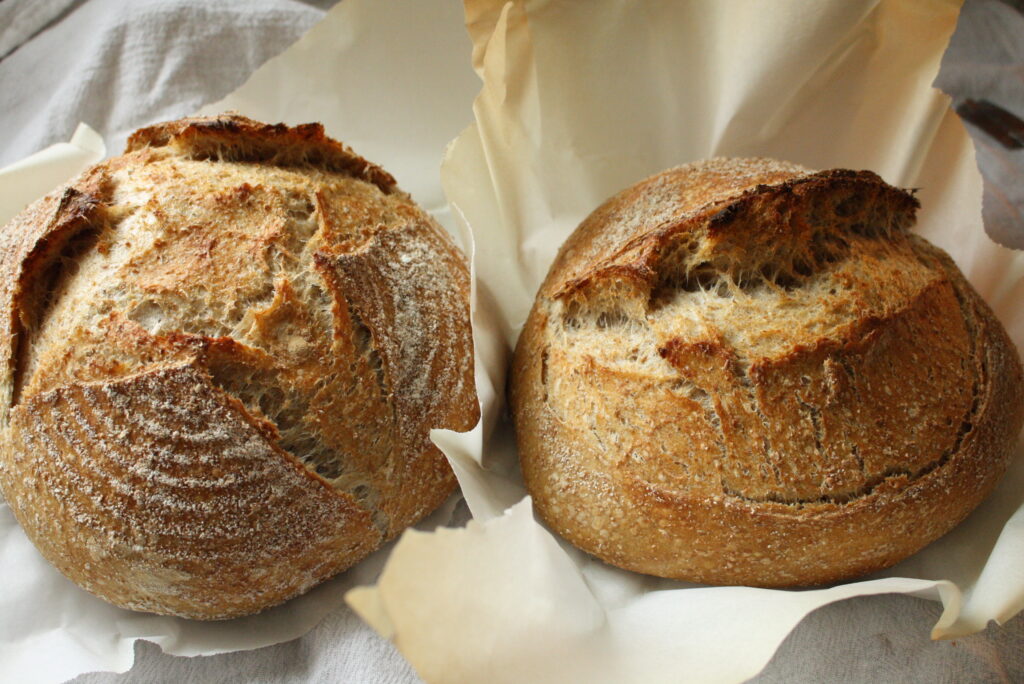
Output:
top-left (0, 115), bottom-right (479, 618)
top-left (511, 158), bottom-right (1023, 586)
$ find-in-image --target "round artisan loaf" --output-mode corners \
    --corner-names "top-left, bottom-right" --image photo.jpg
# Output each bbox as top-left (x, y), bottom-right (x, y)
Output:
top-left (511, 158), bottom-right (1023, 587)
top-left (0, 115), bottom-right (478, 618)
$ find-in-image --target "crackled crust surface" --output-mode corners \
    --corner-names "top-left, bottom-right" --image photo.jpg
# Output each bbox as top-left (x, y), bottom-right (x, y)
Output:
top-left (0, 115), bottom-right (478, 618)
top-left (511, 158), bottom-right (1023, 586)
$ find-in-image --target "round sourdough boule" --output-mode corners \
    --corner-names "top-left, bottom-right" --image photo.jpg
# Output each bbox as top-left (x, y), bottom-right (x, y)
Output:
top-left (0, 115), bottom-right (478, 618)
top-left (511, 157), bottom-right (1024, 587)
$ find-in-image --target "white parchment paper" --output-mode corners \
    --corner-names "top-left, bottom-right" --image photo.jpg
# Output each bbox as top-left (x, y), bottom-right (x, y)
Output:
top-left (347, 1), bottom-right (1024, 682)
top-left (0, 124), bottom-right (105, 225)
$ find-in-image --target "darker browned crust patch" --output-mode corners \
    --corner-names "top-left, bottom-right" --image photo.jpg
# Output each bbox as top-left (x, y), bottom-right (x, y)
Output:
top-left (127, 114), bottom-right (398, 193)
top-left (554, 169), bottom-right (919, 308)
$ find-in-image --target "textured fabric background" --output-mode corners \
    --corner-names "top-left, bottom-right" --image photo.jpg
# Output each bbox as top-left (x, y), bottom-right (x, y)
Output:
top-left (0, 0), bottom-right (333, 166)
top-left (935, 0), bottom-right (1024, 249)
top-left (0, 0), bottom-right (1021, 682)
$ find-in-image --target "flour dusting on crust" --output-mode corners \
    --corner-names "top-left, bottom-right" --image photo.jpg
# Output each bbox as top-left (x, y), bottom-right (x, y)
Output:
top-left (0, 115), bottom-right (479, 619)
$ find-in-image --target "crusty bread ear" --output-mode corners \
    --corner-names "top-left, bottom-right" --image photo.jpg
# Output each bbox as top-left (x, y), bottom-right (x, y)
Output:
top-left (0, 176), bottom-right (108, 425)
top-left (126, 114), bottom-right (399, 191)
top-left (0, 115), bottom-right (478, 619)
top-left (512, 158), bottom-right (1023, 587)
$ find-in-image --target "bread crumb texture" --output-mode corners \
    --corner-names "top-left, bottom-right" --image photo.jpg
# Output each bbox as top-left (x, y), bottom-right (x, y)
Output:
top-left (512, 158), bottom-right (1024, 586)
top-left (0, 115), bottom-right (478, 618)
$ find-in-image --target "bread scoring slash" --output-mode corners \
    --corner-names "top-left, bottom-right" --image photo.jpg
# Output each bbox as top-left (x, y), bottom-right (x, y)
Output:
top-left (0, 115), bottom-right (478, 619)
top-left (511, 158), bottom-right (1023, 586)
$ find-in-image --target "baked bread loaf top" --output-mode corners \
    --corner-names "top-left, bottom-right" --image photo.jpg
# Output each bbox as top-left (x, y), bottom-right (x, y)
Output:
top-left (511, 158), bottom-right (1023, 586)
top-left (0, 115), bottom-right (478, 618)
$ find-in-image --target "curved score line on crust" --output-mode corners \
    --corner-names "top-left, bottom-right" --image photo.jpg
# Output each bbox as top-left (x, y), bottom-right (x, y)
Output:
top-left (3, 359), bottom-right (380, 619)
top-left (0, 181), bottom-right (108, 421)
